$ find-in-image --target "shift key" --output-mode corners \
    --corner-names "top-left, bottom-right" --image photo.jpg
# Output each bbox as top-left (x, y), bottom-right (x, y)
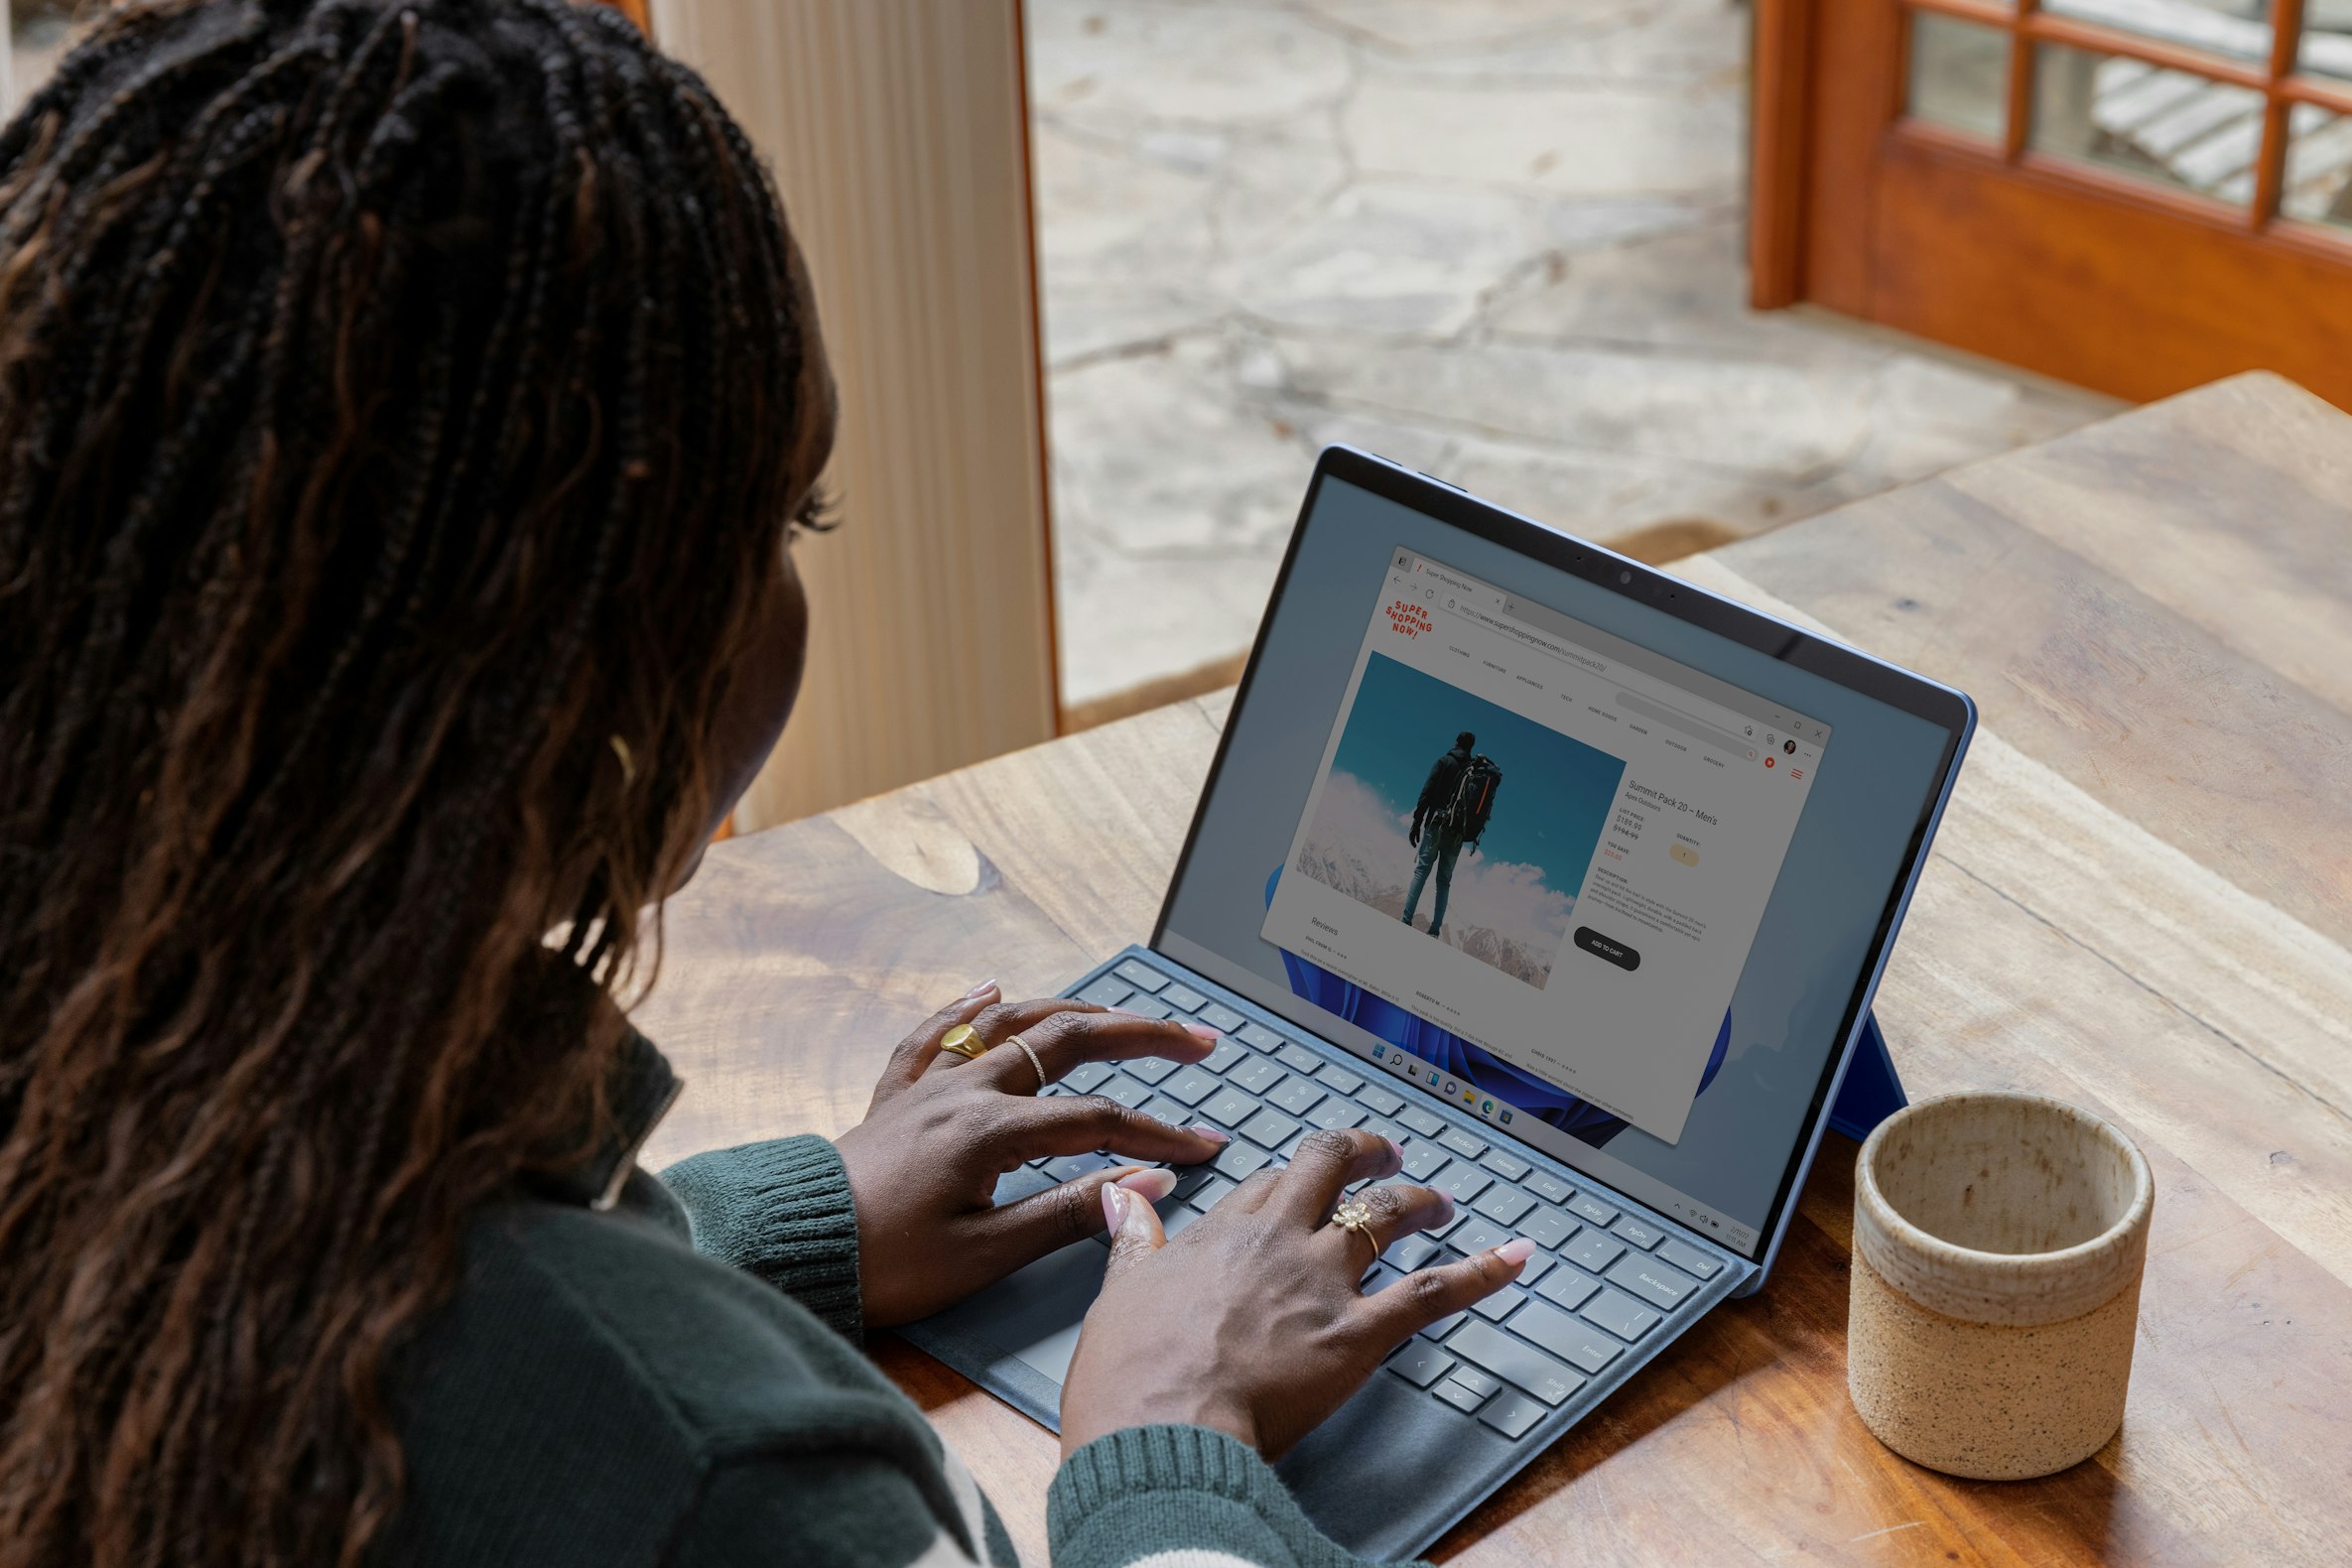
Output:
top-left (1444, 1321), bottom-right (1587, 1407)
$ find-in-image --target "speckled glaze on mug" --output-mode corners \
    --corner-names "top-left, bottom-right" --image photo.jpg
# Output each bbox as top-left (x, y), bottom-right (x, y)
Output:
top-left (1848, 1090), bottom-right (2153, 1481)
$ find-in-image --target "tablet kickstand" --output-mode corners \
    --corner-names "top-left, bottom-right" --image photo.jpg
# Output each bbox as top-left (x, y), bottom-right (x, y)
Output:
top-left (1825, 1011), bottom-right (1906, 1142)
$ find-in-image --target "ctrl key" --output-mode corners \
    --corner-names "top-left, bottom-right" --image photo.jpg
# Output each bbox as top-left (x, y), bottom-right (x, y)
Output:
top-left (1384, 1341), bottom-right (1456, 1389)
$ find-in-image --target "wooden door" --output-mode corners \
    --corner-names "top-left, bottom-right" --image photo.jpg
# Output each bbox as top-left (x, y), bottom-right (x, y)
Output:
top-left (1754, 0), bottom-right (2352, 406)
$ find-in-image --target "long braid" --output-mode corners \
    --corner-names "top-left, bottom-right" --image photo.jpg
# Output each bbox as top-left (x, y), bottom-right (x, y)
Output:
top-left (0, 5), bottom-right (818, 1565)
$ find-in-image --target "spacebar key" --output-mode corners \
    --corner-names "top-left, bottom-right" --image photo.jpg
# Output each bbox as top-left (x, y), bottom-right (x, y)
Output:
top-left (1445, 1321), bottom-right (1586, 1407)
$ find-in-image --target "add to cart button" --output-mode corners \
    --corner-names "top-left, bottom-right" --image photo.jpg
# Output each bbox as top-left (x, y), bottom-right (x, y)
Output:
top-left (1669, 842), bottom-right (1699, 866)
top-left (1573, 926), bottom-right (1640, 972)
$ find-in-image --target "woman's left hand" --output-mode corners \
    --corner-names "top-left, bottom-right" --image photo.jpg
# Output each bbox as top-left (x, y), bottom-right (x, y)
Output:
top-left (833, 982), bottom-right (1230, 1329)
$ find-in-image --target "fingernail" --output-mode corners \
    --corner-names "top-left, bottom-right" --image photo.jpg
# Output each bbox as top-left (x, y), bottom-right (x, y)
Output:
top-left (1187, 1122), bottom-right (1231, 1143)
top-left (1435, 1192), bottom-right (1456, 1221)
top-left (1181, 1022), bottom-right (1222, 1043)
top-left (1102, 1184), bottom-right (1127, 1231)
top-left (1495, 1238), bottom-right (1535, 1266)
top-left (966, 978), bottom-right (998, 998)
top-left (1117, 1167), bottom-right (1176, 1202)
top-left (1384, 1137), bottom-right (1405, 1165)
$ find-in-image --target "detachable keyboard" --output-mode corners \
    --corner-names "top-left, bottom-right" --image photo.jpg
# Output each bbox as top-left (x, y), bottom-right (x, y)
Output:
top-left (1027, 951), bottom-right (1739, 1443)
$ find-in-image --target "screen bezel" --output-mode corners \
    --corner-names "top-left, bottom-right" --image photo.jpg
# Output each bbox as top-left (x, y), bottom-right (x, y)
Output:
top-left (1149, 446), bottom-right (1974, 1268)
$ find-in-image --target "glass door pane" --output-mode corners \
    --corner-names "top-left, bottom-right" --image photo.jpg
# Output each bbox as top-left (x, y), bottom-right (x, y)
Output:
top-left (2283, 102), bottom-right (2352, 226)
top-left (2043, 0), bottom-right (2274, 65)
top-left (1909, 12), bottom-right (2014, 142)
top-left (2031, 43), bottom-right (2267, 202)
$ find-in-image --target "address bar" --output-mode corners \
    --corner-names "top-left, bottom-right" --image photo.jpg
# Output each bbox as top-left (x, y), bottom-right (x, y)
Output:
top-left (1455, 602), bottom-right (1607, 674)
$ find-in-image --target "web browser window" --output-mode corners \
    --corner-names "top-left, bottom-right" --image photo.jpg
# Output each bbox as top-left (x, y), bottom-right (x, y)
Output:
top-left (1259, 549), bottom-right (1829, 1146)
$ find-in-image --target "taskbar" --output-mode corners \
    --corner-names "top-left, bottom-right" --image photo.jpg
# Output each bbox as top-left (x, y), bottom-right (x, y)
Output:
top-left (1367, 1040), bottom-right (1761, 1255)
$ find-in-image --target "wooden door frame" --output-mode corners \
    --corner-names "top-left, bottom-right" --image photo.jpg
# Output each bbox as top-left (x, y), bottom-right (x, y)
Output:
top-left (1752, 0), bottom-right (2352, 407)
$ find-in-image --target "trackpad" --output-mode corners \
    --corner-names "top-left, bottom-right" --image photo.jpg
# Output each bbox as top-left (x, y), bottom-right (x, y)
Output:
top-left (979, 1240), bottom-right (1109, 1386)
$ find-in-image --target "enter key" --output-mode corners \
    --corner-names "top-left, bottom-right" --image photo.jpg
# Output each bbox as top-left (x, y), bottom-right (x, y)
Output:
top-left (1605, 1251), bottom-right (1698, 1311)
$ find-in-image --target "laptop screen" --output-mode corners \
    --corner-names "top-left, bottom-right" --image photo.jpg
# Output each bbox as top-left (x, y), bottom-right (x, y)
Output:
top-left (1155, 465), bottom-right (1960, 1260)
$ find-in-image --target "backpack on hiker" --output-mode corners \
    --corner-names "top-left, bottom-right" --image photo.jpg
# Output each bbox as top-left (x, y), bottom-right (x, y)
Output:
top-left (1431, 753), bottom-right (1501, 843)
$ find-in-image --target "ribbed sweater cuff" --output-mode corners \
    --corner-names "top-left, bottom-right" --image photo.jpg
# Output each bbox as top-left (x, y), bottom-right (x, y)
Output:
top-left (657, 1134), bottom-right (862, 1342)
top-left (1049, 1425), bottom-right (1369, 1568)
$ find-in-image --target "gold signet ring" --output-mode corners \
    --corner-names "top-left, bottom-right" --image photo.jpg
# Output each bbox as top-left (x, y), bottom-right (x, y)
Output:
top-left (939, 1023), bottom-right (989, 1062)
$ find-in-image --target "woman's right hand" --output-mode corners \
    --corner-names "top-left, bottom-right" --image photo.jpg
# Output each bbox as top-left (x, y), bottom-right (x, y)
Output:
top-left (1057, 1127), bottom-right (1533, 1460)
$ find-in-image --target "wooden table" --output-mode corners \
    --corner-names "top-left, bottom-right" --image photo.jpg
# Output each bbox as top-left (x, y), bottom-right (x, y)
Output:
top-left (636, 371), bottom-right (2352, 1565)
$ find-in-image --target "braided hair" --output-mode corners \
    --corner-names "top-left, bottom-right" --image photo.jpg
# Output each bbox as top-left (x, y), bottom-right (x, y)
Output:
top-left (0, 3), bottom-right (827, 1563)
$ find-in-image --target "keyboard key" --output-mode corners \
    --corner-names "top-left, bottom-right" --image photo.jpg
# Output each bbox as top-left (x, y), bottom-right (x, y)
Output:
top-left (1568, 1193), bottom-right (1621, 1228)
top-left (1519, 1208), bottom-right (1577, 1251)
top-left (1388, 1234), bottom-right (1441, 1271)
top-left (1564, 1230), bottom-right (1624, 1273)
top-left (1043, 1153), bottom-right (1115, 1182)
top-left (1275, 1043), bottom-right (1323, 1075)
top-left (1198, 1002), bottom-right (1247, 1034)
top-left (1506, 1300), bottom-right (1625, 1374)
top-left (1079, 976), bottom-right (1132, 1007)
top-left (1214, 1141), bottom-right (1270, 1181)
top-left (1063, 1061), bottom-right (1113, 1095)
top-left (1525, 1171), bottom-right (1574, 1205)
top-left (1607, 1254), bottom-right (1699, 1311)
top-left (1306, 1099), bottom-right (1367, 1131)
top-left (1120, 997), bottom-right (1173, 1021)
top-left (1277, 1128), bottom-right (1314, 1159)
top-left (1317, 1065), bottom-right (1366, 1095)
top-left (1363, 1116), bottom-right (1406, 1145)
top-left (1613, 1217), bottom-right (1663, 1250)
top-left (1433, 1376), bottom-right (1490, 1414)
top-left (1426, 1207), bottom-right (1470, 1240)
top-left (1160, 1204), bottom-right (1201, 1238)
top-left (1114, 959), bottom-right (1170, 992)
top-left (1657, 1238), bottom-right (1724, 1279)
top-left (1421, 1307), bottom-right (1468, 1343)
top-left (1362, 1262), bottom-right (1404, 1294)
top-left (1159, 982), bottom-right (1209, 1013)
top-left (1482, 1151), bottom-right (1531, 1182)
top-left (1122, 1056), bottom-right (1178, 1085)
top-left (1096, 1077), bottom-right (1151, 1111)
top-left (1169, 1164), bottom-right (1217, 1200)
top-left (1473, 1187), bottom-right (1534, 1227)
top-left (1360, 1086), bottom-right (1405, 1116)
top-left (1517, 1251), bottom-right (1556, 1285)
top-left (1200, 1087), bottom-right (1257, 1129)
top-left (1385, 1342), bottom-right (1455, 1388)
top-left (1140, 1096), bottom-right (1190, 1125)
top-left (1534, 1269), bottom-right (1600, 1313)
top-left (1398, 1108), bottom-right (1444, 1137)
top-left (1201, 1038), bottom-right (1246, 1075)
top-left (1189, 1176), bottom-right (1239, 1210)
top-left (1238, 1022), bottom-right (1285, 1051)
top-left (1240, 1108), bottom-right (1301, 1148)
top-left (1430, 1163), bottom-right (1492, 1205)
top-left (1401, 1142), bottom-right (1450, 1181)
top-left (1471, 1286), bottom-right (1527, 1323)
top-left (1447, 1364), bottom-right (1503, 1399)
top-left (1439, 1127), bottom-right (1489, 1160)
top-left (1230, 1057), bottom-right (1285, 1096)
top-left (1267, 1078), bottom-right (1326, 1116)
top-left (1445, 1321), bottom-right (1586, 1406)
top-left (1479, 1389), bottom-right (1547, 1439)
top-left (1449, 1220), bottom-right (1510, 1256)
top-left (1580, 1288), bottom-right (1661, 1343)
top-left (1160, 1066), bottom-right (1221, 1107)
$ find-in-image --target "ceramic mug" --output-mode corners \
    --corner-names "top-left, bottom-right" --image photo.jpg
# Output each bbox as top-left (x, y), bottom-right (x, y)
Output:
top-left (1848, 1090), bottom-right (2154, 1480)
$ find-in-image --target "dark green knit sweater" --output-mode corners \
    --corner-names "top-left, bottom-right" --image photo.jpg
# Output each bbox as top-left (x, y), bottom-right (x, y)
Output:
top-left (383, 1030), bottom-right (1397, 1567)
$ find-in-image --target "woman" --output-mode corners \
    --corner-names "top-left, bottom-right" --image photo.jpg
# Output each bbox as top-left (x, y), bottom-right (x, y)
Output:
top-left (0, 4), bottom-right (1531, 1566)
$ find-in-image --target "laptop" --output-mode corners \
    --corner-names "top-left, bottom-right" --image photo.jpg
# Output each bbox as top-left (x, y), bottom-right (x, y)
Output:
top-left (899, 448), bottom-right (1975, 1559)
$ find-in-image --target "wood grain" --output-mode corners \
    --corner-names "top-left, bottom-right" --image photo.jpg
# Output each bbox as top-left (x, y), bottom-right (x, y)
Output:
top-left (633, 374), bottom-right (2352, 1564)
